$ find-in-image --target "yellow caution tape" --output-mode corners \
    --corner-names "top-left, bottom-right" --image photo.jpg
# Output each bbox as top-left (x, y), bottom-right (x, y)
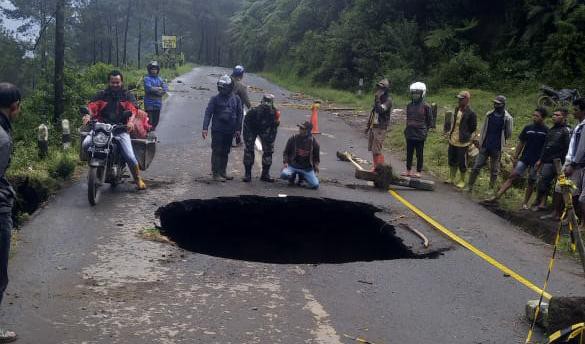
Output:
top-left (526, 211), bottom-right (564, 343)
top-left (388, 189), bottom-right (553, 300)
top-left (547, 322), bottom-right (585, 343)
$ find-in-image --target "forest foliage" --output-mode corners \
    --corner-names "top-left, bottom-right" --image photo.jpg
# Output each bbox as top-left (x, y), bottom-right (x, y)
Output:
top-left (229, 0), bottom-right (585, 93)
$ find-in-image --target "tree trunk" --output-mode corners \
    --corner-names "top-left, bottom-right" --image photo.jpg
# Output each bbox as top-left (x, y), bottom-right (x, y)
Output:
top-left (107, 18), bottom-right (112, 64)
top-left (54, 0), bottom-right (66, 124)
top-left (138, 20), bottom-right (142, 68)
top-left (198, 22), bottom-right (205, 62)
top-left (122, 0), bottom-right (131, 66)
top-left (115, 23), bottom-right (119, 67)
top-left (154, 15), bottom-right (159, 55)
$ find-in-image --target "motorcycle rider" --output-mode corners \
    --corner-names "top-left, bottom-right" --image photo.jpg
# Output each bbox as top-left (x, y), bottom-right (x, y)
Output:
top-left (202, 75), bottom-right (244, 182)
top-left (231, 65), bottom-right (251, 147)
top-left (242, 94), bottom-right (280, 183)
top-left (143, 61), bottom-right (168, 129)
top-left (82, 70), bottom-right (147, 190)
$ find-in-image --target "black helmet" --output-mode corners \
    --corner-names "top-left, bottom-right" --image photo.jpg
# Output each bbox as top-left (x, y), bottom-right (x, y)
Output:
top-left (147, 61), bottom-right (160, 72)
top-left (217, 75), bottom-right (234, 95)
top-left (261, 93), bottom-right (275, 107)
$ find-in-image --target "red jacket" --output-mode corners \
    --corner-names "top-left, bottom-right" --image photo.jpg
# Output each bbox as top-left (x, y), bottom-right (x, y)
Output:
top-left (88, 88), bottom-right (140, 124)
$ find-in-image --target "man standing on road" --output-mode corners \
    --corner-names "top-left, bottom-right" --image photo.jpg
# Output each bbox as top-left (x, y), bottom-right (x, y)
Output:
top-left (562, 98), bottom-right (585, 219)
top-left (202, 75), bottom-right (243, 182)
top-left (0, 83), bottom-right (20, 343)
top-left (281, 121), bottom-right (320, 190)
top-left (467, 95), bottom-right (513, 193)
top-left (488, 107), bottom-right (549, 208)
top-left (402, 82), bottom-right (433, 178)
top-left (366, 79), bottom-right (393, 169)
top-left (445, 91), bottom-right (477, 189)
top-left (242, 94), bottom-right (280, 183)
top-left (143, 61), bottom-right (168, 130)
top-left (231, 65), bottom-right (251, 147)
top-left (532, 109), bottom-right (570, 212)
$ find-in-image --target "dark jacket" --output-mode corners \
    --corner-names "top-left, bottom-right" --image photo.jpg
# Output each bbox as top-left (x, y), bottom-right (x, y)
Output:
top-left (446, 106), bottom-right (477, 144)
top-left (283, 134), bottom-right (320, 170)
top-left (0, 113), bottom-right (15, 214)
top-left (232, 78), bottom-right (251, 110)
top-left (478, 109), bottom-right (513, 150)
top-left (203, 93), bottom-right (243, 134)
top-left (370, 92), bottom-right (393, 130)
top-left (540, 123), bottom-right (571, 164)
top-left (245, 104), bottom-right (278, 129)
top-left (404, 101), bottom-right (433, 141)
top-left (88, 88), bottom-right (140, 124)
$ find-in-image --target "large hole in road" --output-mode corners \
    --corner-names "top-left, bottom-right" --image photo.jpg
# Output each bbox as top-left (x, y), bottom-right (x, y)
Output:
top-left (158, 196), bottom-right (438, 264)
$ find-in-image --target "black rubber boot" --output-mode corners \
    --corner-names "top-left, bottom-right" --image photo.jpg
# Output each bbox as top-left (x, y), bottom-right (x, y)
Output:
top-left (467, 170), bottom-right (479, 192)
top-left (220, 155), bottom-right (234, 180)
top-left (242, 165), bottom-right (252, 182)
top-left (260, 165), bottom-right (275, 183)
top-left (211, 153), bottom-right (225, 182)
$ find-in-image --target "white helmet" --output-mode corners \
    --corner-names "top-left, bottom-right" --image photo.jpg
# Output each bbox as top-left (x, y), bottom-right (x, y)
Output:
top-left (409, 82), bottom-right (427, 98)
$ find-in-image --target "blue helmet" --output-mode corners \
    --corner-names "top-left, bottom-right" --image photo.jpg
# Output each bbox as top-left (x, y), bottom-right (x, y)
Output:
top-left (232, 65), bottom-right (245, 77)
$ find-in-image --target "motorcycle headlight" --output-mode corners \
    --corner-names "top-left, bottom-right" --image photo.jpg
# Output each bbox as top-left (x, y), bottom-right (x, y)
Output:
top-left (92, 132), bottom-right (109, 147)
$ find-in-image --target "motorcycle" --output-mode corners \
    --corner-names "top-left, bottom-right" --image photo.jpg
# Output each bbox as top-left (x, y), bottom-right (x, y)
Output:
top-left (80, 107), bottom-right (132, 206)
top-left (538, 85), bottom-right (581, 109)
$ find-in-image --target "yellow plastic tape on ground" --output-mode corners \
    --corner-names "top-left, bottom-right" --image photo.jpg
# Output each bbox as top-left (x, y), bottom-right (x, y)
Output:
top-left (388, 189), bottom-right (553, 300)
top-left (547, 322), bottom-right (584, 343)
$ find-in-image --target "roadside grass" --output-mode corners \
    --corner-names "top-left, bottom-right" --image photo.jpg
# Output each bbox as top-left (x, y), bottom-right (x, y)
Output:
top-left (261, 72), bottom-right (576, 212)
top-left (8, 63), bottom-right (194, 226)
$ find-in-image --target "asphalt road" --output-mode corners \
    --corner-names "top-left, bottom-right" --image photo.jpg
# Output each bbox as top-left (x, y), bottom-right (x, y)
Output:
top-left (0, 66), bottom-right (583, 343)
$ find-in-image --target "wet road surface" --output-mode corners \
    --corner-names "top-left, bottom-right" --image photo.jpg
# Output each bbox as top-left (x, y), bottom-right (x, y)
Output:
top-left (1, 66), bottom-right (583, 343)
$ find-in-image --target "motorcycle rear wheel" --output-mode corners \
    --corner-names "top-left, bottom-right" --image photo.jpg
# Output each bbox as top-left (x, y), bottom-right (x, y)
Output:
top-left (537, 95), bottom-right (555, 108)
top-left (88, 166), bottom-right (103, 206)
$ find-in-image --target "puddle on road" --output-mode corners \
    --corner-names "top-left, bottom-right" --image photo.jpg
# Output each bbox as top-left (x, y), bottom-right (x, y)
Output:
top-left (157, 196), bottom-right (441, 264)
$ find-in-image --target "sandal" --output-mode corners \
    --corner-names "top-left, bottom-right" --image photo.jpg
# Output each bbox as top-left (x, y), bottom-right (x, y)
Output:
top-left (400, 171), bottom-right (412, 177)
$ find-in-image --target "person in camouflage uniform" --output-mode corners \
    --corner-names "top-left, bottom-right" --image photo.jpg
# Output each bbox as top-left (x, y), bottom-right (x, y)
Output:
top-left (242, 94), bottom-right (281, 183)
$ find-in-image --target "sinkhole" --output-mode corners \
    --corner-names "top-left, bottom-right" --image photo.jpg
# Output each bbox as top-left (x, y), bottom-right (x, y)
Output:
top-left (158, 196), bottom-right (438, 264)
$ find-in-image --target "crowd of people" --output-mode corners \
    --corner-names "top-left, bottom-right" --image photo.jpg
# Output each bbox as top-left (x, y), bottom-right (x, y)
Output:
top-left (1, 63), bottom-right (585, 341)
top-left (397, 81), bottom-right (585, 221)
top-left (202, 66), bottom-right (321, 189)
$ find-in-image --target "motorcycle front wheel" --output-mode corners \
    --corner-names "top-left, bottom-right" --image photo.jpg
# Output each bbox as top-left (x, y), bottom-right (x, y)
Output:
top-left (88, 166), bottom-right (103, 206)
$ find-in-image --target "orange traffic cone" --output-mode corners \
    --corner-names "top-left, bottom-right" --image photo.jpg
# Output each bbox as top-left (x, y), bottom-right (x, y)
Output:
top-left (310, 101), bottom-right (321, 134)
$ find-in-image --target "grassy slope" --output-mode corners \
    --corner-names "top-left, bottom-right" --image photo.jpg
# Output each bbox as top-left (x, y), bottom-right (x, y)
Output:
top-left (8, 63), bottom-right (195, 223)
top-left (261, 71), bottom-right (571, 210)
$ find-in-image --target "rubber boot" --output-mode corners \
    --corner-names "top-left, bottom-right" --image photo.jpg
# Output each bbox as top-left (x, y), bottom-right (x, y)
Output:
top-left (211, 153), bottom-right (225, 182)
top-left (260, 165), bottom-right (275, 183)
top-left (220, 155), bottom-right (233, 180)
top-left (372, 154), bottom-right (385, 171)
top-left (242, 165), bottom-right (252, 183)
top-left (130, 165), bottom-right (147, 190)
top-left (489, 175), bottom-right (498, 190)
top-left (377, 154), bottom-right (385, 166)
top-left (456, 171), bottom-right (467, 189)
top-left (446, 166), bottom-right (457, 184)
top-left (467, 170), bottom-right (479, 192)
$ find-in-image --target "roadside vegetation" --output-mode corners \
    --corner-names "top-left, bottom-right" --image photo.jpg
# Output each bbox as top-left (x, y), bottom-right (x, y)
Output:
top-left (237, 0), bottom-right (585, 216)
top-left (262, 71), bottom-right (573, 214)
